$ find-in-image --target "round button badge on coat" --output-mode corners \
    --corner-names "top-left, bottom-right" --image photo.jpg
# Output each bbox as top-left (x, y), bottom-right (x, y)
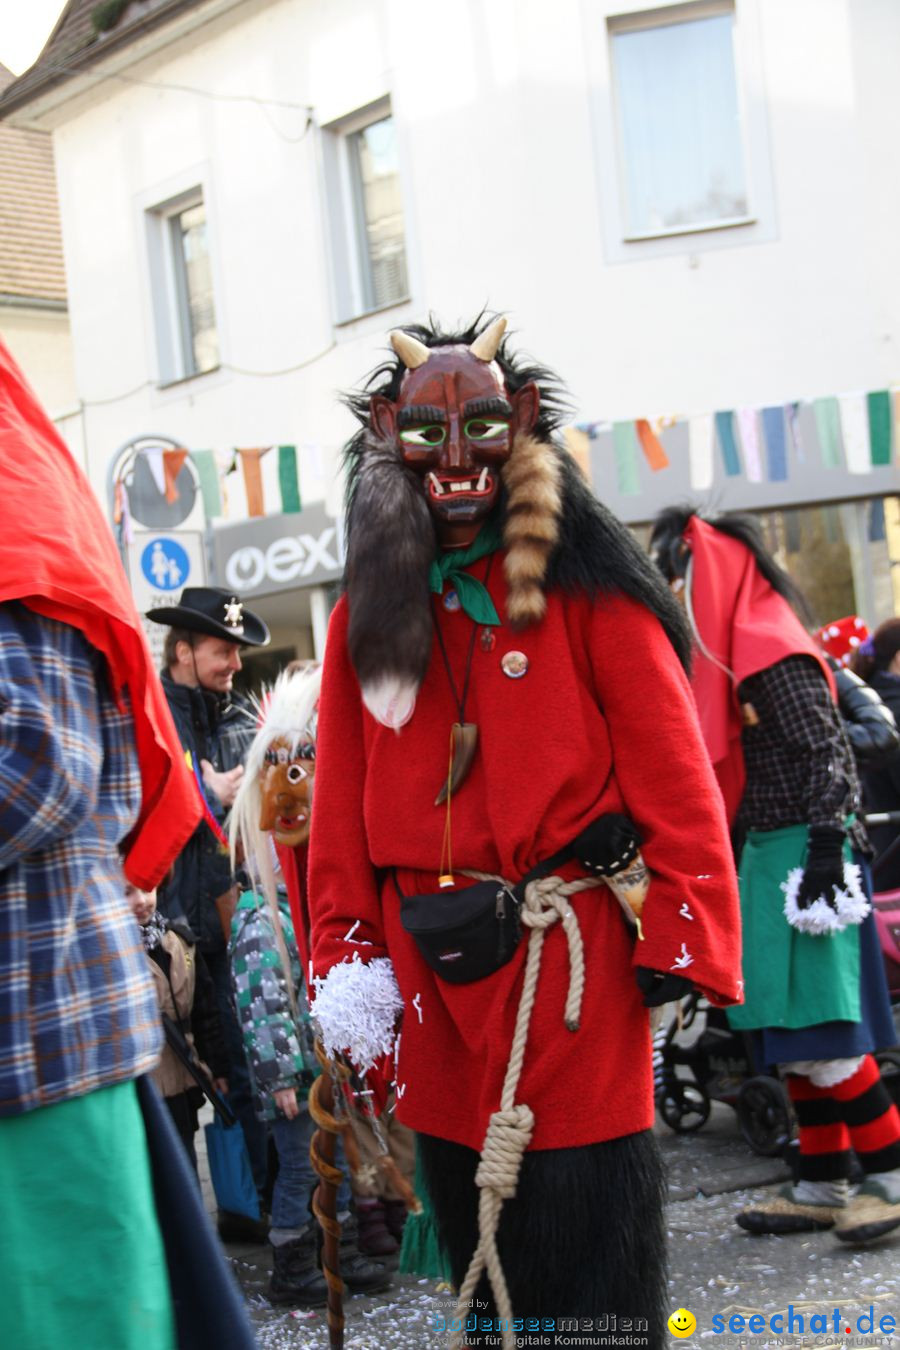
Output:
top-left (501, 650), bottom-right (529, 679)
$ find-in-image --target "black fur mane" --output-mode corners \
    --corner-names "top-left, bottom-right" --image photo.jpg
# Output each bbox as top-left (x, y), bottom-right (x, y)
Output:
top-left (548, 454), bottom-right (691, 669)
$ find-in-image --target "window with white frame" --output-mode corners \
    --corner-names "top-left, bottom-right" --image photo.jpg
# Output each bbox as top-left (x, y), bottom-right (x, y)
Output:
top-left (146, 189), bottom-right (219, 383)
top-left (322, 102), bottom-right (410, 323)
top-left (608, 1), bottom-right (750, 239)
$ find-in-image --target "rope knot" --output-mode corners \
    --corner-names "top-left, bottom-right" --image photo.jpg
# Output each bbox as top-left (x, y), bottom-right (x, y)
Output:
top-left (475, 1105), bottom-right (535, 1197)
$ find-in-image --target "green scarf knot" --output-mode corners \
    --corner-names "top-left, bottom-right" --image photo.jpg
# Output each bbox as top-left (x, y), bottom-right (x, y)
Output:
top-left (428, 519), bottom-right (501, 626)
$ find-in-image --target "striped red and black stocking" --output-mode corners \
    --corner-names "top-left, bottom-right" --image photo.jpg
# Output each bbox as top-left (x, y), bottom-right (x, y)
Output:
top-left (785, 1074), bottom-right (852, 1182)
top-left (831, 1055), bottom-right (900, 1175)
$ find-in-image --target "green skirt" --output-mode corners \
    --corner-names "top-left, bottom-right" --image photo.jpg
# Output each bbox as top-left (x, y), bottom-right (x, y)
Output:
top-left (727, 823), bottom-right (861, 1032)
top-left (0, 1080), bottom-right (175, 1350)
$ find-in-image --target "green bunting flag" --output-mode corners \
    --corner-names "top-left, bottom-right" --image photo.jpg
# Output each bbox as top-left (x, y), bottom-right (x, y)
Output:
top-left (612, 421), bottom-right (641, 495)
top-left (868, 392), bottom-right (892, 467)
top-left (190, 449), bottom-right (222, 518)
top-left (813, 397), bottom-right (843, 469)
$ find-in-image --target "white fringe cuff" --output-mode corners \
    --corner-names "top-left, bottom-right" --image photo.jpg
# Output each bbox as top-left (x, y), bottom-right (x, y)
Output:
top-left (782, 862), bottom-right (871, 936)
top-left (311, 954), bottom-right (403, 1074)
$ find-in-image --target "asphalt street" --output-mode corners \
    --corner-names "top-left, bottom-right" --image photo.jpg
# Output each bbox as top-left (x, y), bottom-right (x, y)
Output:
top-left (203, 1097), bottom-right (900, 1350)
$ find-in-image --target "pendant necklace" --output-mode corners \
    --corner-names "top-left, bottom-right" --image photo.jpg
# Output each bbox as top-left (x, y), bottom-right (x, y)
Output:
top-left (433, 552), bottom-right (495, 886)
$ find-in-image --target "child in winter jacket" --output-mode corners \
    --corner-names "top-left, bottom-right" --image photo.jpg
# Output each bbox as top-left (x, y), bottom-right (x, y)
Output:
top-left (230, 888), bottom-right (332, 1305)
top-left (125, 880), bottom-right (229, 1169)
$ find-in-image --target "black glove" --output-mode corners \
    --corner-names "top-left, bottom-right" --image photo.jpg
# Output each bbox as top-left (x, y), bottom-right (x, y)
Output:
top-left (795, 823), bottom-right (845, 913)
top-left (635, 967), bottom-right (693, 1007)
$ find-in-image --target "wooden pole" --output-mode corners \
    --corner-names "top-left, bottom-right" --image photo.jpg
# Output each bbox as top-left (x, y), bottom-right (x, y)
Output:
top-left (308, 1042), bottom-right (346, 1350)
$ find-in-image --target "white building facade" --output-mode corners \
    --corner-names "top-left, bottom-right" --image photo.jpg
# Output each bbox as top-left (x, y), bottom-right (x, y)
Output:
top-left (4, 0), bottom-right (900, 663)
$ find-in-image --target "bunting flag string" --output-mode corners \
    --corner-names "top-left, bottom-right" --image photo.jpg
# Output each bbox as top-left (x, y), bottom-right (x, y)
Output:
top-left (574, 382), bottom-right (900, 494)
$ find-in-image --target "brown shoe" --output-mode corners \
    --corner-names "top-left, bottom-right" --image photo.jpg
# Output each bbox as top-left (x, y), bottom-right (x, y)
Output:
top-left (834, 1181), bottom-right (900, 1245)
top-left (736, 1185), bottom-right (842, 1235)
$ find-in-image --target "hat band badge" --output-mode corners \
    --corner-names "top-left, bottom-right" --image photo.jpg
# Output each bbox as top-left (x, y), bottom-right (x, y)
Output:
top-left (223, 599), bottom-right (245, 634)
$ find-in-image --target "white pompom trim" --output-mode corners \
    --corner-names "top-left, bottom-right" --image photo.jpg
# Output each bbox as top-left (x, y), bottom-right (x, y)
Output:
top-left (782, 862), bottom-right (871, 936)
top-left (311, 954), bottom-right (404, 1074)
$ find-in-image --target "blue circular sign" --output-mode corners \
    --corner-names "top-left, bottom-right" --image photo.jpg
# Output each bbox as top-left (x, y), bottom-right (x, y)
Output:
top-left (141, 537), bottom-right (190, 592)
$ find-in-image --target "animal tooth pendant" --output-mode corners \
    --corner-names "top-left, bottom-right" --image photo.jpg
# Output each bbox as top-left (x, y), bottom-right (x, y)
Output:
top-left (435, 722), bottom-right (478, 805)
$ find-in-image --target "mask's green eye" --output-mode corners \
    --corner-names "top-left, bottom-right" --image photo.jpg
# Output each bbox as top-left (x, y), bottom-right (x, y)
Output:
top-left (399, 425), bottom-right (446, 447)
top-left (464, 418), bottom-right (509, 440)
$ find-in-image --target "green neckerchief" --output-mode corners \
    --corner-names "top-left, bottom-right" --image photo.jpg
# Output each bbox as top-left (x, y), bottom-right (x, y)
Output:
top-left (428, 518), bottom-right (502, 626)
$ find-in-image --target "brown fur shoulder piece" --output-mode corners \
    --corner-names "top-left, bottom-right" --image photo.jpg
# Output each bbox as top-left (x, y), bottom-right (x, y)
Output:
top-left (502, 433), bottom-right (563, 628)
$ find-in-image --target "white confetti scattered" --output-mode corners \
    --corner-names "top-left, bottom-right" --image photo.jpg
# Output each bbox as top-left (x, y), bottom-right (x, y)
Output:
top-left (412, 992), bottom-right (423, 1023)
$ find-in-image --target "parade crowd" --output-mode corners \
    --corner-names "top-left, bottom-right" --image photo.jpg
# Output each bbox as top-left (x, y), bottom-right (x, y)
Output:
top-left (4, 317), bottom-right (900, 1350)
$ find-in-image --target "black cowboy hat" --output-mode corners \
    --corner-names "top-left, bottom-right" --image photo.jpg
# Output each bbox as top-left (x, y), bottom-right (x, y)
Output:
top-left (147, 587), bottom-right (270, 647)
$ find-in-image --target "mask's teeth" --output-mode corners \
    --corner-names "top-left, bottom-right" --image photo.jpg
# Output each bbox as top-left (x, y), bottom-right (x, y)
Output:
top-left (428, 472), bottom-right (444, 495)
top-left (477, 467), bottom-right (488, 491)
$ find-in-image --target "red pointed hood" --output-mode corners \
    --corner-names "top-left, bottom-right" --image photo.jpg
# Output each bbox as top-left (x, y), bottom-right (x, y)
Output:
top-left (0, 338), bottom-right (200, 887)
top-left (685, 515), bottom-right (835, 825)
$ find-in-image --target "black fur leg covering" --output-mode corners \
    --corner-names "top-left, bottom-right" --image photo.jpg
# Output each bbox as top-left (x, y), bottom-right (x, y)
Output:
top-left (418, 1130), bottom-right (667, 1350)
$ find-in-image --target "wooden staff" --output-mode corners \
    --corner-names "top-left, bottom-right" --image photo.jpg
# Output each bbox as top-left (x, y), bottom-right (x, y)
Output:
top-left (308, 1042), bottom-right (348, 1350)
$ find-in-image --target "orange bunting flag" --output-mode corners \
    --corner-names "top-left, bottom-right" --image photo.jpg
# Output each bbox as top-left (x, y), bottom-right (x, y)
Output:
top-left (635, 419), bottom-right (670, 471)
top-left (238, 447), bottom-right (272, 517)
top-left (162, 448), bottom-right (188, 503)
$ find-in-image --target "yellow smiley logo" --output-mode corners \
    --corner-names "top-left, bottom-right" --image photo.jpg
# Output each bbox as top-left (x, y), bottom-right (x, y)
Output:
top-left (668, 1308), bottom-right (697, 1338)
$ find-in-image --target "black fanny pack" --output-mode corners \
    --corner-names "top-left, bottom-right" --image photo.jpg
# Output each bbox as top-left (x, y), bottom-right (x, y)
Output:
top-left (396, 875), bottom-right (522, 985)
top-left (394, 811), bottom-right (641, 987)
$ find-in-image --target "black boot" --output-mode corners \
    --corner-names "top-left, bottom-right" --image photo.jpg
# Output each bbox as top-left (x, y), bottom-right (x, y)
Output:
top-left (268, 1228), bottom-right (329, 1307)
top-left (321, 1208), bottom-right (392, 1295)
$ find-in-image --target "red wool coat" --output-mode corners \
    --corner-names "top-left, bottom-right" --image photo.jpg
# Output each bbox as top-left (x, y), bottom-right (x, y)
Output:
top-left (308, 565), bottom-right (742, 1152)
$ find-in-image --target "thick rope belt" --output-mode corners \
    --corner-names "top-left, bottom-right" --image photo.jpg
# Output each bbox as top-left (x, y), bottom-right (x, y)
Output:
top-left (448, 872), bottom-right (600, 1350)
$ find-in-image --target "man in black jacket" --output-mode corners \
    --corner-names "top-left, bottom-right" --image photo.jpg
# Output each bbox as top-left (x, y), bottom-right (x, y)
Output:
top-left (149, 586), bottom-right (271, 1232)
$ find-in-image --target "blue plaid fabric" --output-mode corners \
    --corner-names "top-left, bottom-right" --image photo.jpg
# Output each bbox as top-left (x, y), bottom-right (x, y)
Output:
top-left (0, 603), bottom-right (162, 1116)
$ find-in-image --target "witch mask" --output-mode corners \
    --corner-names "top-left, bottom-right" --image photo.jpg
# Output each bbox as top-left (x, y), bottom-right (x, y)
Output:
top-left (258, 741), bottom-right (315, 847)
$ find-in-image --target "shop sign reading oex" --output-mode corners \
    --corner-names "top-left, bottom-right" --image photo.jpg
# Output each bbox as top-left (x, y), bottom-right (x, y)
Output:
top-left (214, 503), bottom-right (343, 596)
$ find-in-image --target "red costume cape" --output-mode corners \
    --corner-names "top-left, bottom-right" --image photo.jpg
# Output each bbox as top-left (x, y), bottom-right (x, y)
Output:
top-left (685, 516), bottom-right (836, 826)
top-left (309, 574), bottom-right (742, 1152)
top-left (0, 339), bottom-right (199, 888)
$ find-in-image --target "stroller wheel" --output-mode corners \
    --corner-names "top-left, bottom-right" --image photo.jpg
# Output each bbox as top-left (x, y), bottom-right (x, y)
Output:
top-left (658, 1082), bottom-right (711, 1133)
top-left (736, 1076), bottom-right (792, 1157)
